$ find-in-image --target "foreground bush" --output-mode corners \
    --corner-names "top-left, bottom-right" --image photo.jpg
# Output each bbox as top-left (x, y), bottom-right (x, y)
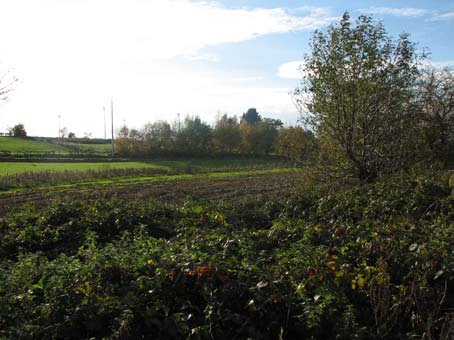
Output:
top-left (0, 171), bottom-right (453, 339)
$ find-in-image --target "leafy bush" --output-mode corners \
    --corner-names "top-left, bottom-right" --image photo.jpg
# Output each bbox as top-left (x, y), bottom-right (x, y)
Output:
top-left (0, 171), bottom-right (453, 339)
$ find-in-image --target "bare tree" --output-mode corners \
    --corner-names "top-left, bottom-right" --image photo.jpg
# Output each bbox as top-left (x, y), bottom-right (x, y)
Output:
top-left (0, 68), bottom-right (18, 104)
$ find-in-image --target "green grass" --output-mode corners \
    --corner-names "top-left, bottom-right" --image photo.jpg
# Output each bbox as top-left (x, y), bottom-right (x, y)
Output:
top-left (57, 168), bottom-right (298, 188)
top-left (0, 137), bottom-right (69, 153)
top-left (0, 161), bottom-right (165, 175)
top-left (57, 141), bottom-right (112, 153)
top-left (0, 168), bottom-right (298, 195)
top-left (0, 158), bottom-right (289, 176)
top-left (0, 137), bottom-right (113, 155)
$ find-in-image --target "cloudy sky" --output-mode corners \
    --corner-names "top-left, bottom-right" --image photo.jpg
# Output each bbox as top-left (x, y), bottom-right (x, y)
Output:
top-left (0, 0), bottom-right (453, 137)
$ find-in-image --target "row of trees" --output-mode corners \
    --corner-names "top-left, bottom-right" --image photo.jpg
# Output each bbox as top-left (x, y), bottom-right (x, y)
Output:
top-left (294, 12), bottom-right (454, 181)
top-left (115, 108), bottom-right (317, 160)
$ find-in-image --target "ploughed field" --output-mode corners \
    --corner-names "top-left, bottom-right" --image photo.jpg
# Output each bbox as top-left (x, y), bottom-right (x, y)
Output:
top-left (0, 169), bottom-right (302, 215)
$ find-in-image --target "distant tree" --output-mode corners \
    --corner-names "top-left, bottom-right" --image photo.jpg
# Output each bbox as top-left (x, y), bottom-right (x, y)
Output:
top-left (212, 114), bottom-right (241, 153)
top-left (276, 127), bottom-right (318, 162)
top-left (241, 108), bottom-right (261, 125)
top-left (114, 125), bottom-right (130, 155)
top-left (176, 116), bottom-right (212, 154)
top-left (257, 118), bottom-right (282, 154)
top-left (117, 125), bottom-right (129, 139)
top-left (10, 123), bottom-right (27, 137)
top-left (128, 128), bottom-right (143, 141)
top-left (240, 113), bottom-right (282, 155)
top-left (59, 127), bottom-right (68, 138)
top-left (68, 132), bottom-right (76, 139)
top-left (142, 121), bottom-right (173, 151)
top-left (294, 12), bottom-right (424, 181)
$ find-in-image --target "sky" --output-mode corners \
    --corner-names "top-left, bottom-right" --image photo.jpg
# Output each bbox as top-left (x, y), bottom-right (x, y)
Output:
top-left (0, 0), bottom-right (453, 137)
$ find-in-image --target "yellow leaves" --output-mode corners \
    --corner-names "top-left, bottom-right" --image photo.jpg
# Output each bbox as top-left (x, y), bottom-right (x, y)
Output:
top-left (296, 283), bottom-right (306, 293)
top-left (448, 173), bottom-right (454, 189)
top-left (357, 275), bottom-right (365, 288)
top-left (215, 213), bottom-right (225, 224)
top-left (187, 262), bottom-right (216, 279)
top-left (147, 259), bottom-right (156, 266)
top-left (327, 260), bottom-right (336, 271)
top-left (351, 274), bottom-right (366, 290)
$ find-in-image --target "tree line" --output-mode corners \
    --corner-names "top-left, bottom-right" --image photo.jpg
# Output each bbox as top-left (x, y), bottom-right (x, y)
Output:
top-left (115, 108), bottom-right (317, 160)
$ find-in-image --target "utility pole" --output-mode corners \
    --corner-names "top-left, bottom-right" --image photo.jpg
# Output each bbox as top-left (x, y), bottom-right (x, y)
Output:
top-left (177, 113), bottom-right (181, 132)
top-left (103, 107), bottom-right (107, 140)
top-left (111, 100), bottom-right (114, 158)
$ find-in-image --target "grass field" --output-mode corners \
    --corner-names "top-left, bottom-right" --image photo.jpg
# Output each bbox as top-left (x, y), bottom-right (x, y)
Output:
top-left (0, 161), bottom-right (163, 175)
top-left (61, 141), bottom-right (112, 153)
top-left (0, 158), bottom-right (289, 176)
top-left (0, 137), bottom-right (70, 153)
top-left (0, 136), bottom-right (114, 155)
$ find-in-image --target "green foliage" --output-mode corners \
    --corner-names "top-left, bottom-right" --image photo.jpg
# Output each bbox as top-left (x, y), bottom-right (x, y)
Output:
top-left (0, 170), bottom-right (453, 339)
top-left (418, 68), bottom-right (454, 165)
top-left (295, 12), bottom-right (425, 181)
top-left (9, 123), bottom-right (27, 137)
top-left (240, 117), bottom-right (283, 156)
top-left (112, 111), bottom-right (287, 158)
top-left (276, 127), bottom-right (318, 163)
top-left (176, 116), bottom-right (213, 155)
top-left (212, 114), bottom-right (241, 153)
top-left (241, 108), bottom-right (261, 125)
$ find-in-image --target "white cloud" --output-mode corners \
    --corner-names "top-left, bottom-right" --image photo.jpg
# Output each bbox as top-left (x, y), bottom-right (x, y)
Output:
top-left (422, 60), bottom-right (454, 69)
top-left (294, 6), bottom-right (332, 17)
top-left (277, 60), bottom-right (306, 79)
top-left (0, 0), bottom-right (333, 136)
top-left (231, 76), bottom-right (265, 82)
top-left (0, 0), bottom-right (335, 64)
top-left (430, 12), bottom-right (454, 21)
top-left (359, 7), bottom-right (454, 22)
top-left (360, 6), bottom-right (429, 17)
top-left (184, 54), bottom-right (221, 63)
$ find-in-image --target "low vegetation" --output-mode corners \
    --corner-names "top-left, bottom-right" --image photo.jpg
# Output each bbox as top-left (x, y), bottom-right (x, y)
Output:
top-left (0, 169), bottom-right (453, 339)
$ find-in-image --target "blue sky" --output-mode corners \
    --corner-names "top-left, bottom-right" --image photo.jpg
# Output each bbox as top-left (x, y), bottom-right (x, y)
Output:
top-left (0, 0), bottom-right (453, 137)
